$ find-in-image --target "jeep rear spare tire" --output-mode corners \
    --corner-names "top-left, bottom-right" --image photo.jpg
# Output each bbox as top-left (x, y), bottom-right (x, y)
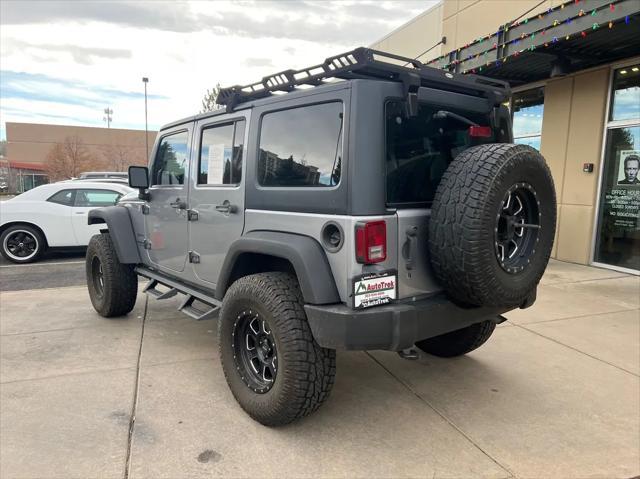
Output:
top-left (429, 144), bottom-right (556, 307)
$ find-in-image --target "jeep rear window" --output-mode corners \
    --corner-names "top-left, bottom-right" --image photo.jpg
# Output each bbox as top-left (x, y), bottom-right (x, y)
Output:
top-left (386, 100), bottom-right (495, 206)
top-left (258, 102), bottom-right (343, 187)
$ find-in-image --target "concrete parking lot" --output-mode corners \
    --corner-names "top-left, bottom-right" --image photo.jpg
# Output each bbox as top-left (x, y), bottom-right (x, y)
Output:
top-left (1, 259), bottom-right (638, 479)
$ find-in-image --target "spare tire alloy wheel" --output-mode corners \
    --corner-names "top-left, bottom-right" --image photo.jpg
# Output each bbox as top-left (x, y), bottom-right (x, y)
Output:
top-left (495, 183), bottom-right (541, 274)
top-left (232, 310), bottom-right (278, 393)
top-left (428, 144), bottom-right (556, 308)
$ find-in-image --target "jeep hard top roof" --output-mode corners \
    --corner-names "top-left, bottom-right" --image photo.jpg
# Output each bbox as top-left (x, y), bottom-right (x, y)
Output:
top-left (161, 47), bottom-right (510, 131)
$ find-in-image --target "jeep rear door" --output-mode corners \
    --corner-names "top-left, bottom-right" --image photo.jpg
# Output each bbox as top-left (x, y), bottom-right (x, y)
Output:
top-left (386, 97), bottom-right (501, 299)
top-left (145, 124), bottom-right (193, 273)
top-left (189, 113), bottom-right (248, 285)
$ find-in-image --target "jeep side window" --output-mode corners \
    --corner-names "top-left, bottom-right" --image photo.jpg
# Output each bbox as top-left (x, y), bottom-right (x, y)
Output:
top-left (258, 102), bottom-right (343, 187)
top-left (151, 131), bottom-right (189, 186)
top-left (198, 120), bottom-right (246, 185)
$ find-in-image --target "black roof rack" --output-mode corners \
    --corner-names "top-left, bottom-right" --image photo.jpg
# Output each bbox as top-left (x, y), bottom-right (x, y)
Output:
top-left (216, 47), bottom-right (510, 113)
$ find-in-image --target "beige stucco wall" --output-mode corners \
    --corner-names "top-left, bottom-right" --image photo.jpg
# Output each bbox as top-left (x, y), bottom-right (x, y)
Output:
top-left (540, 67), bottom-right (609, 264)
top-left (371, 3), bottom-right (444, 62)
top-left (6, 122), bottom-right (157, 169)
top-left (374, 1), bottom-right (567, 63)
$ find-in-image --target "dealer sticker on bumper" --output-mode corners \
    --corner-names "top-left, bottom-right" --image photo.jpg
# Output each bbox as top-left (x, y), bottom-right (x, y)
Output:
top-left (353, 271), bottom-right (397, 309)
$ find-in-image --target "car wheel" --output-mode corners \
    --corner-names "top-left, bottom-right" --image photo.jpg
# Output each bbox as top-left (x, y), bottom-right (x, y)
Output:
top-left (218, 272), bottom-right (336, 427)
top-left (429, 144), bottom-right (556, 307)
top-left (86, 233), bottom-right (138, 317)
top-left (415, 320), bottom-right (496, 357)
top-left (0, 225), bottom-right (45, 263)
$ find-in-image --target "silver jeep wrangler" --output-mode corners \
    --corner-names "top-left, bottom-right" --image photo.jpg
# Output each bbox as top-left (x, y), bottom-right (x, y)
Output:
top-left (85, 48), bottom-right (556, 427)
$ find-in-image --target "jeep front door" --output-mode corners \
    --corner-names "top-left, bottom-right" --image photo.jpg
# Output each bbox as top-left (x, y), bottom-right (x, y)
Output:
top-left (189, 116), bottom-right (247, 285)
top-left (145, 126), bottom-right (192, 273)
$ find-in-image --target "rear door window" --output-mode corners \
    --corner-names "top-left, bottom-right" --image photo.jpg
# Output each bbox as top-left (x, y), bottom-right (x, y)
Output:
top-left (198, 120), bottom-right (245, 185)
top-left (386, 100), bottom-right (495, 206)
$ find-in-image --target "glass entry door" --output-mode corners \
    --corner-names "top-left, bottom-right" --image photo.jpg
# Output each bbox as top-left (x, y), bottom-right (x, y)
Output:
top-left (594, 65), bottom-right (640, 272)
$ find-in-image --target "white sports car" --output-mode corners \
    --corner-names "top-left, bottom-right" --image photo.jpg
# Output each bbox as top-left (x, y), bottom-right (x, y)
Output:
top-left (0, 182), bottom-right (133, 263)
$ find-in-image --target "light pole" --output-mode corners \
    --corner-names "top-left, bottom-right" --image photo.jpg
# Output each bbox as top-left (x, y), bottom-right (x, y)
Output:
top-left (142, 77), bottom-right (149, 161)
top-left (103, 107), bottom-right (113, 128)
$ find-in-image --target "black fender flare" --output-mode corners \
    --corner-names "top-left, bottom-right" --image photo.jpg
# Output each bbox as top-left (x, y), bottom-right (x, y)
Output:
top-left (216, 231), bottom-right (340, 305)
top-left (88, 206), bottom-right (141, 264)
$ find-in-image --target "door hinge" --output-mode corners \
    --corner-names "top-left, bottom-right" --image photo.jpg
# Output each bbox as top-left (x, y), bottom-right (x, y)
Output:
top-left (142, 239), bottom-right (152, 250)
top-left (187, 209), bottom-right (199, 221)
top-left (141, 204), bottom-right (150, 215)
top-left (188, 251), bottom-right (200, 264)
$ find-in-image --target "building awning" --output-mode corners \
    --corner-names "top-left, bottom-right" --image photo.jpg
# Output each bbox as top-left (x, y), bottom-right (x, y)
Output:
top-left (2, 160), bottom-right (47, 172)
top-left (428, 0), bottom-right (640, 86)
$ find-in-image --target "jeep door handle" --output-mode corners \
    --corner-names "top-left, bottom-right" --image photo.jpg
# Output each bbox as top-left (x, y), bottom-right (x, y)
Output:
top-left (169, 198), bottom-right (187, 209)
top-left (215, 200), bottom-right (237, 214)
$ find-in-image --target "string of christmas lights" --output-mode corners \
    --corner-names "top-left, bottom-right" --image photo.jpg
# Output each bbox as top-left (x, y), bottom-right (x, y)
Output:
top-left (425, 0), bottom-right (635, 74)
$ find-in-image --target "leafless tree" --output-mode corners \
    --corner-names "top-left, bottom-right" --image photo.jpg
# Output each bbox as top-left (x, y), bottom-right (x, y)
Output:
top-left (45, 136), bottom-right (101, 181)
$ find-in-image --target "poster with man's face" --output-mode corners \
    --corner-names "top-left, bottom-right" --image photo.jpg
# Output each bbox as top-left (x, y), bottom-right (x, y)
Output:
top-left (618, 150), bottom-right (640, 186)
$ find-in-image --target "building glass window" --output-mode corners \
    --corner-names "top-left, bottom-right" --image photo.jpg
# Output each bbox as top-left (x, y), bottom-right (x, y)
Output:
top-left (610, 66), bottom-right (640, 121)
top-left (512, 87), bottom-right (545, 150)
top-left (594, 64), bottom-right (640, 272)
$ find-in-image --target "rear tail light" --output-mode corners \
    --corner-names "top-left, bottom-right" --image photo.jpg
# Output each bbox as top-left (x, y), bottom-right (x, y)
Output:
top-left (469, 125), bottom-right (492, 138)
top-left (355, 220), bottom-right (386, 264)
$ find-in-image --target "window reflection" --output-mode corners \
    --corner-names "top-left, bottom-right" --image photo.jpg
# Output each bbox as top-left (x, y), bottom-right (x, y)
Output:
top-left (258, 102), bottom-right (343, 187)
top-left (594, 126), bottom-right (640, 271)
top-left (152, 131), bottom-right (189, 185)
top-left (610, 65), bottom-right (640, 122)
top-left (512, 87), bottom-right (545, 150)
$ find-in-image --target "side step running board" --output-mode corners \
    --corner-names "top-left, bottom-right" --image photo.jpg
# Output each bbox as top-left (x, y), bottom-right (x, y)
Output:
top-left (136, 266), bottom-right (221, 321)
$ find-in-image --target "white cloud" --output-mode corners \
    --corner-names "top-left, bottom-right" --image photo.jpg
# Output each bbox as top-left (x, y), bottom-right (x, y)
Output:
top-left (0, 0), bottom-right (436, 136)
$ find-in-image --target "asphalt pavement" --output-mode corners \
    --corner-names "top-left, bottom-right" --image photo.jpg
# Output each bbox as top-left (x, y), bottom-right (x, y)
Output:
top-left (0, 250), bottom-right (87, 291)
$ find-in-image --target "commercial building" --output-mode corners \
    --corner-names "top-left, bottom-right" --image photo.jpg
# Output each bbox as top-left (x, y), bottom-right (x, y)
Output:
top-left (3, 122), bottom-right (157, 193)
top-left (373, 0), bottom-right (640, 273)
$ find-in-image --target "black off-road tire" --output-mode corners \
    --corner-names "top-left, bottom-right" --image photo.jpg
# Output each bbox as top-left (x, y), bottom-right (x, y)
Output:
top-left (415, 320), bottom-right (496, 357)
top-left (0, 224), bottom-right (45, 264)
top-left (86, 233), bottom-right (138, 317)
top-left (218, 272), bottom-right (336, 427)
top-left (429, 144), bottom-right (556, 307)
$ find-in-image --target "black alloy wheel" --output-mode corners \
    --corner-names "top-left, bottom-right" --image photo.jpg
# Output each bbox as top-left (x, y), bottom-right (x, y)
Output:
top-left (495, 183), bottom-right (541, 274)
top-left (232, 310), bottom-right (278, 393)
top-left (91, 255), bottom-right (105, 299)
top-left (4, 230), bottom-right (39, 261)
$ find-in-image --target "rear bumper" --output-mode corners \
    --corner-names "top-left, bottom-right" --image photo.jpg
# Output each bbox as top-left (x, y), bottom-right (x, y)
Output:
top-left (304, 294), bottom-right (511, 351)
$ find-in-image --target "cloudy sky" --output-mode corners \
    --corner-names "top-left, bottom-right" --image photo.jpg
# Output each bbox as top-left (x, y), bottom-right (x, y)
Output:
top-left (0, 0), bottom-right (437, 139)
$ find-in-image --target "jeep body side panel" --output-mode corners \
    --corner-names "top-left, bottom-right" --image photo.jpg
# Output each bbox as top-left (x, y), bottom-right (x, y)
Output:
top-left (244, 85), bottom-right (350, 215)
top-left (215, 230), bottom-right (340, 305)
top-left (243, 210), bottom-right (398, 304)
top-left (88, 206), bottom-right (141, 264)
top-left (348, 80), bottom-right (400, 216)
